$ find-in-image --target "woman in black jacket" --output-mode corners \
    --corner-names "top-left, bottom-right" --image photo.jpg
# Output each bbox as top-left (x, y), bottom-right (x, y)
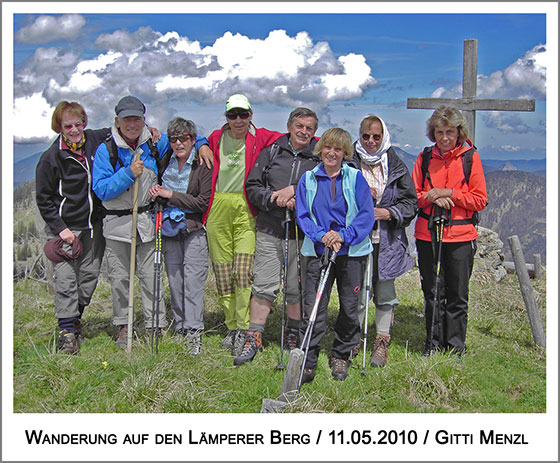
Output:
top-left (35, 101), bottom-right (110, 354)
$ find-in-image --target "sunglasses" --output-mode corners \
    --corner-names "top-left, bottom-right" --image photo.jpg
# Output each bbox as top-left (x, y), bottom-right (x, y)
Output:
top-left (226, 110), bottom-right (251, 120)
top-left (63, 122), bottom-right (84, 131)
top-left (361, 133), bottom-right (382, 142)
top-left (169, 134), bottom-right (192, 143)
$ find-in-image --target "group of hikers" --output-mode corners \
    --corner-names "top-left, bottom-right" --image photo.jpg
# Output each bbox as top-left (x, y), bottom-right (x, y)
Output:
top-left (35, 92), bottom-right (487, 384)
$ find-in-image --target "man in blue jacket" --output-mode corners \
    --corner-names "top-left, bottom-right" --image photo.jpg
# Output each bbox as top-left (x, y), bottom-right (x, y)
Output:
top-left (92, 95), bottom-right (210, 347)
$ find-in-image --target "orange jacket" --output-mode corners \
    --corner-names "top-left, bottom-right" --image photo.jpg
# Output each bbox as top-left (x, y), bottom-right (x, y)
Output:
top-left (412, 139), bottom-right (487, 242)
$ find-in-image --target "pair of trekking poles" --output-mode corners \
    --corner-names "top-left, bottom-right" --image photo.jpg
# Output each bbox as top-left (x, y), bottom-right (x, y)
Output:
top-left (427, 204), bottom-right (450, 354)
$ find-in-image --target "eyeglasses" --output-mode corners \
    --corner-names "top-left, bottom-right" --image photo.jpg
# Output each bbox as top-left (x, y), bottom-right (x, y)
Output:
top-left (361, 133), bottom-right (382, 142)
top-left (226, 110), bottom-right (251, 120)
top-left (169, 134), bottom-right (192, 143)
top-left (63, 122), bottom-right (84, 130)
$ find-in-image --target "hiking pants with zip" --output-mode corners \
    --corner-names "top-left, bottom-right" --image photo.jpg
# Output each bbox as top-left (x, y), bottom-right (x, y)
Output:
top-left (206, 193), bottom-right (255, 331)
top-left (299, 254), bottom-right (365, 369)
top-left (163, 229), bottom-right (209, 331)
top-left (51, 222), bottom-right (105, 319)
top-left (417, 238), bottom-right (476, 354)
top-left (105, 237), bottom-right (167, 328)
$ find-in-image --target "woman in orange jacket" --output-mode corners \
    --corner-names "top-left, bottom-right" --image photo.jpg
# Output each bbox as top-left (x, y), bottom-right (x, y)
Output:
top-left (411, 106), bottom-right (487, 357)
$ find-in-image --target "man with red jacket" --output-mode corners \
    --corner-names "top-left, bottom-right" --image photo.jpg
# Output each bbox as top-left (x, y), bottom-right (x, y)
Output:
top-left (412, 106), bottom-right (487, 358)
top-left (205, 94), bottom-right (283, 356)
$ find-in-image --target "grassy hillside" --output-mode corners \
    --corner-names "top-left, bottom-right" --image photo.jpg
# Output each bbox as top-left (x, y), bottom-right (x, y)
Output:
top-left (13, 266), bottom-right (546, 414)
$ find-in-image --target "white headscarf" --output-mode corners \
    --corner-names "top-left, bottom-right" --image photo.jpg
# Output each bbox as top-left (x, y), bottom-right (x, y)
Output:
top-left (355, 115), bottom-right (392, 165)
top-left (356, 115), bottom-right (391, 183)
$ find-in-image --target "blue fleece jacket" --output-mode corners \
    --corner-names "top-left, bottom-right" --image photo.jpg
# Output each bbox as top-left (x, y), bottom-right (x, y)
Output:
top-left (296, 162), bottom-right (374, 257)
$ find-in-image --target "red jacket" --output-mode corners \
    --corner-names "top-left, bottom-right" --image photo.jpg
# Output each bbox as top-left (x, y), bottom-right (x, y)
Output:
top-left (204, 123), bottom-right (283, 221)
top-left (412, 139), bottom-right (487, 242)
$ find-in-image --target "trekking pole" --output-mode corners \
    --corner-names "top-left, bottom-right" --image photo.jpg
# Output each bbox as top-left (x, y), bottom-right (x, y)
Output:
top-left (126, 152), bottom-right (142, 357)
top-left (361, 251), bottom-right (373, 375)
top-left (428, 206), bottom-right (448, 354)
top-left (275, 208), bottom-right (291, 370)
top-left (150, 200), bottom-right (164, 355)
top-left (294, 220), bottom-right (304, 319)
top-left (297, 249), bottom-right (337, 392)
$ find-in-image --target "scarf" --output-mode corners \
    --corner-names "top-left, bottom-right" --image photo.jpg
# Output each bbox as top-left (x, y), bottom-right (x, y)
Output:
top-left (62, 133), bottom-right (86, 152)
top-left (355, 116), bottom-right (392, 165)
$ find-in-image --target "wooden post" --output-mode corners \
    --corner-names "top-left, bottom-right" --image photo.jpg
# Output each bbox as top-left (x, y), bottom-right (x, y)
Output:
top-left (508, 236), bottom-right (545, 348)
top-left (533, 254), bottom-right (542, 279)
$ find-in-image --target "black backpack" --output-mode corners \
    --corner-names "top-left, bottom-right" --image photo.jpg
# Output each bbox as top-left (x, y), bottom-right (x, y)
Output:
top-left (419, 145), bottom-right (482, 226)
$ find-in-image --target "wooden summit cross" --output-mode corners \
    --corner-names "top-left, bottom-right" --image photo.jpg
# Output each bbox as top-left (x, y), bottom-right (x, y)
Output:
top-left (407, 39), bottom-right (536, 144)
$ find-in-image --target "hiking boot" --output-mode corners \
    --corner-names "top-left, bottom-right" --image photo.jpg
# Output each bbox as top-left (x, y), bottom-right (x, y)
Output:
top-left (331, 357), bottom-right (348, 381)
top-left (231, 329), bottom-right (247, 357)
top-left (301, 367), bottom-right (316, 385)
top-left (220, 330), bottom-right (237, 350)
top-left (233, 330), bottom-right (262, 366)
top-left (116, 325), bottom-right (128, 349)
top-left (283, 326), bottom-right (299, 351)
top-left (186, 329), bottom-right (203, 356)
top-left (350, 338), bottom-right (362, 359)
top-left (57, 330), bottom-right (79, 354)
top-left (370, 334), bottom-right (390, 368)
top-left (73, 319), bottom-right (85, 346)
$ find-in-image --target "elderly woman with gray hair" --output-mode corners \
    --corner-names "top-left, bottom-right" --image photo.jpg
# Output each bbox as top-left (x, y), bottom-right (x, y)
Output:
top-left (149, 117), bottom-right (213, 355)
top-left (411, 106), bottom-right (487, 358)
top-left (350, 115), bottom-right (417, 368)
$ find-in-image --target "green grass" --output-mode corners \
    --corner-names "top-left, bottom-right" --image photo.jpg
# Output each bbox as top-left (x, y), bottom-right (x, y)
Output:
top-left (12, 268), bottom-right (546, 413)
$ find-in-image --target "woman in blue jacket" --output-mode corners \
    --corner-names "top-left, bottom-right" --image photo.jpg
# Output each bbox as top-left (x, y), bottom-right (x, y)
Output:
top-left (296, 128), bottom-right (375, 383)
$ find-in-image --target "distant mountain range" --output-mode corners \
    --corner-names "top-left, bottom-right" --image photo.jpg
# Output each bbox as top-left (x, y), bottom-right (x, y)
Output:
top-left (391, 146), bottom-right (546, 178)
top-left (14, 146), bottom-right (546, 187)
top-left (479, 170), bottom-right (546, 264)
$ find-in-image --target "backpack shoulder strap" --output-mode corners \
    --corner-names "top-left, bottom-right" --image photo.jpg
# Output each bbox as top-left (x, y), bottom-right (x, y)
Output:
top-left (461, 146), bottom-right (476, 185)
top-left (421, 146), bottom-right (433, 189)
top-left (263, 143), bottom-right (281, 188)
top-left (104, 135), bottom-right (121, 172)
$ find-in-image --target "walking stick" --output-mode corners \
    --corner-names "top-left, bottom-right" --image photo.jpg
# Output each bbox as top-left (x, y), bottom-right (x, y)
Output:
top-left (361, 251), bottom-right (373, 375)
top-left (427, 205), bottom-right (448, 354)
top-left (150, 200), bottom-right (164, 354)
top-left (297, 248), bottom-right (337, 391)
top-left (294, 220), bottom-right (304, 320)
top-left (275, 208), bottom-right (291, 370)
top-left (126, 152), bottom-right (142, 356)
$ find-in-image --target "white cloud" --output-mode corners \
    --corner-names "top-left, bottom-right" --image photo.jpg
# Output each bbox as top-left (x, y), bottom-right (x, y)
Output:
top-left (431, 44), bottom-right (547, 100)
top-left (13, 26), bottom-right (377, 142)
top-left (483, 111), bottom-right (545, 135)
top-left (12, 93), bottom-right (56, 142)
top-left (15, 14), bottom-right (86, 44)
top-left (500, 145), bottom-right (521, 152)
top-left (478, 44), bottom-right (546, 100)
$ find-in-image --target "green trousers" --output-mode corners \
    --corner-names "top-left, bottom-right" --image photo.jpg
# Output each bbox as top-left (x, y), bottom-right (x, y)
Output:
top-left (206, 193), bottom-right (255, 330)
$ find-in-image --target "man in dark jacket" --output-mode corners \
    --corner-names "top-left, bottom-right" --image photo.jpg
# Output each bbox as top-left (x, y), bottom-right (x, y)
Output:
top-left (233, 107), bottom-right (320, 365)
top-left (350, 115), bottom-right (418, 368)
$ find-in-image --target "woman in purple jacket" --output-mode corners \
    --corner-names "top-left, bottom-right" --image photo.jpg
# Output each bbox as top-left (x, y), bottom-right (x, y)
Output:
top-left (350, 115), bottom-right (417, 367)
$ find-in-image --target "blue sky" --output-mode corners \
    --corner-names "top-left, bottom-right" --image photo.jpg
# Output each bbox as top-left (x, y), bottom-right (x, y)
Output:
top-left (7, 4), bottom-right (554, 162)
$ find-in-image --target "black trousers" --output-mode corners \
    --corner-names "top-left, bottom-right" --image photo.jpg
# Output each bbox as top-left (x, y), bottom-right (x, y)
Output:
top-left (299, 253), bottom-right (366, 369)
top-left (417, 239), bottom-right (476, 353)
